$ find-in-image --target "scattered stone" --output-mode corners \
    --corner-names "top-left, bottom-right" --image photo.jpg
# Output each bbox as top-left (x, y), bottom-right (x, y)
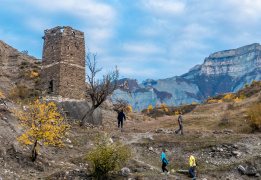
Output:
top-left (232, 151), bottom-right (241, 157)
top-left (66, 138), bottom-right (71, 143)
top-left (171, 169), bottom-right (175, 173)
top-left (232, 144), bottom-right (238, 149)
top-left (165, 130), bottom-right (173, 134)
top-left (176, 170), bottom-right (189, 174)
top-left (246, 166), bottom-right (256, 176)
top-left (133, 167), bottom-right (146, 172)
top-left (68, 145), bottom-right (73, 148)
top-left (155, 129), bottom-right (164, 133)
top-left (214, 113), bottom-right (217, 117)
top-left (224, 130), bottom-right (234, 134)
top-left (149, 147), bottom-right (154, 151)
top-left (255, 173), bottom-right (260, 177)
top-left (237, 165), bottom-right (246, 175)
top-left (213, 131), bottom-right (222, 134)
top-left (119, 167), bottom-right (130, 177)
top-left (148, 136), bottom-right (154, 141)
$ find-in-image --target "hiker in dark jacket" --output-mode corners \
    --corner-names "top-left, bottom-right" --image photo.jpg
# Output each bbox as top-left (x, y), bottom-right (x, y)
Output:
top-left (117, 110), bottom-right (126, 128)
top-left (175, 112), bottom-right (184, 135)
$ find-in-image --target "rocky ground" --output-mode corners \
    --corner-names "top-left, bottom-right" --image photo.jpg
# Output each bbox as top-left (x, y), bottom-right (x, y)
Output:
top-left (1, 95), bottom-right (261, 180)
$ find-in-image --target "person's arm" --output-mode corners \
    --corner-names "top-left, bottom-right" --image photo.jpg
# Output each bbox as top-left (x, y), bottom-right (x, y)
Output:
top-left (123, 113), bottom-right (126, 120)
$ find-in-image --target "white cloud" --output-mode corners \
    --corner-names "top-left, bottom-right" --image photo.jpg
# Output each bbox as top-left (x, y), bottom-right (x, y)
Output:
top-left (142, 0), bottom-right (185, 16)
top-left (122, 42), bottom-right (165, 54)
top-left (23, 0), bottom-right (116, 27)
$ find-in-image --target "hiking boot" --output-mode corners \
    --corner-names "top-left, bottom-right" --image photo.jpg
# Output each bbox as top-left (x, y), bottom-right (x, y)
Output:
top-left (161, 172), bottom-right (165, 175)
top-left (167, 171), bottom-right (170, 174)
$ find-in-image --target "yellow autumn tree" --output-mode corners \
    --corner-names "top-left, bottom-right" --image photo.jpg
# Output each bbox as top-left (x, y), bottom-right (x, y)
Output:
top-left (13, 99), bottom-right (70, 161)
top-left (147, 105), bottom-right (153, 113)
top-left (161, 103), bottom-right (167, 108)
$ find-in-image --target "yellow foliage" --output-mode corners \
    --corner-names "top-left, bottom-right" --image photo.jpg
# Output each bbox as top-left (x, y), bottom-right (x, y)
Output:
top-left (224, 93), bottom-right (233, 101)
top-left (119, 105), bottom-right (132, 113)
top-left (30, 71), bottom-right (39, 78)
top-left (13, 99), bottom-right (70, 156)
top-left (86, 133), bottom-right (131, 179)
top-left (175, 110), bottom-right (179, 115)
top-left (208, 99), bottom-right (217, 103)
top-left (147, 105), bottom-right (153, 113)
top-left (245, 84), bottom-right (249, 88)
top-left (218, 99), bottom-right (223, 103)
top-left (0, 92), bottom-right (4, 98)
top-left (142, 115), bottom-right (147, 120)
top-left (233, 97), bottom-right (240, 102)
top-left (184, 103), bottom-right (187, 106)
top-left (161, 103), bottom-right (166, 108)
top-left (156, 103), bottom-right (159, 106)
top-left (191, 102), bottom-right (197, 105)
top-left (164, 108), bottom-right (168, 112)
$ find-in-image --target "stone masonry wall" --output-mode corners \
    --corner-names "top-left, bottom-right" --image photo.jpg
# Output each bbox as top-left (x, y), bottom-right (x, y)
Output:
top-left (41, 26), bottom-right (86, 100)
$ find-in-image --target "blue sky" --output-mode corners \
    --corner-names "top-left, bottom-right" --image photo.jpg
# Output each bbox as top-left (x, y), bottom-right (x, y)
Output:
top-left (1, 0), bottom-right (261, 83)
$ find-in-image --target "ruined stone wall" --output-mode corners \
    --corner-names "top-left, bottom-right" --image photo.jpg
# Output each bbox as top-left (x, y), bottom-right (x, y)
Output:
top-left (41, 26), bottom-right (86, 99)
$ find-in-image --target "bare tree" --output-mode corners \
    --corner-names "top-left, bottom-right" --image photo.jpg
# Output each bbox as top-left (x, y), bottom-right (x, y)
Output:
top-left (80, 52), bottom-right (119, 126)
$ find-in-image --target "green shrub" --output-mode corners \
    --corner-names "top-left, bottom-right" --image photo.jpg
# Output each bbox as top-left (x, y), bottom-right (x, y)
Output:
top-left (86, 133), bottom-right (131, 179)
top-left (247, 103), bottom-right (261, 131)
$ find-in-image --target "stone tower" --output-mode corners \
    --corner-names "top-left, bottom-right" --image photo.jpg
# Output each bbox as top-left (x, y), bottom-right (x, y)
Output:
top-left (41, 26), bottom-right (86, 99)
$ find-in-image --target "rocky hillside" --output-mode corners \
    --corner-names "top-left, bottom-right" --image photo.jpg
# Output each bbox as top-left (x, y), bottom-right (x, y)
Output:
top-left (1, 79), bottom-right (261, 179)
top-left (0, 40), bottom-right (41, 99)
top-left (113, 43), bottom-right (261, 111)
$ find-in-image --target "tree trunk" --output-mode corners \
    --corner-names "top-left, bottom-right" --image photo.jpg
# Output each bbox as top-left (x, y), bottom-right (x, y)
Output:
top-left (80, 106), bottom-right (95, 127)
top-left (31, 140), bottom-right (38, 162)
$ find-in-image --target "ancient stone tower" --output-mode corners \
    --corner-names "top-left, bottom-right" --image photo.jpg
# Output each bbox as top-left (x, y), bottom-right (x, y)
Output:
top-left (41, 26), bottom-right (86, 99)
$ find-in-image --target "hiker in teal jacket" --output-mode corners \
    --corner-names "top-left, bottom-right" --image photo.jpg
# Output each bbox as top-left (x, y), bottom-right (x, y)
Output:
top-left (161, 148), bottom-right (170, 174)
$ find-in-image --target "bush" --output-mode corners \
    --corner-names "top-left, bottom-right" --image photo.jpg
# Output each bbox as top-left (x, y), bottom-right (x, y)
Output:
top-left (86, 133), bottom-right (131, 179)
top-left (247, 103), bottom-right (261, 131)
top-left (8, 84), bottom-right (29, 100)
top-left (147, 105), bottom-right (153, 113)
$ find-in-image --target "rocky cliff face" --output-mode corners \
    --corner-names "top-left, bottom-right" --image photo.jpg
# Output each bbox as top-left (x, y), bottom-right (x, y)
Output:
top-left (113, 43), bottom-right (261, 111)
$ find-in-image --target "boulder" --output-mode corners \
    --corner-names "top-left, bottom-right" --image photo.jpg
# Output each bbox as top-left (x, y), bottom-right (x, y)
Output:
top-left (246, 166), bottom-right (257, 176)
top-left (119, 167), bottom-right (130, 177)
top-left (237, 165), bottom-right (246, 175)
top-left (46, 99), bottom-right (102, 125)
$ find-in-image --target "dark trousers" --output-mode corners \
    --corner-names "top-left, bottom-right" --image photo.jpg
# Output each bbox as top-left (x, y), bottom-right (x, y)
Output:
top-left (189, 166), bottom-right (196, 178)
top-left (118, 119), bottom-right (123, 128)
top-left (175, 124), bottom-right (183, 135)
top-left (162, 162), bottom-right (168, 172)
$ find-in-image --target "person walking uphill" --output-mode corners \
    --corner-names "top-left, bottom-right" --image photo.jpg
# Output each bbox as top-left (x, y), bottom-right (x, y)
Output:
top-left (117, 110), bottom-right (126, 129)
top-left (175, 112), bottom-right (184, 135)
top-left (188, 153), bottom-right (197, 180)
top-left (161, 148), bottom-right (170, 175)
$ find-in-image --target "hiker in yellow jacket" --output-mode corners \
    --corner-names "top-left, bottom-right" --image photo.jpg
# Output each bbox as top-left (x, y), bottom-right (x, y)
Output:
top-left (188, 153), bottom-right (196, 180)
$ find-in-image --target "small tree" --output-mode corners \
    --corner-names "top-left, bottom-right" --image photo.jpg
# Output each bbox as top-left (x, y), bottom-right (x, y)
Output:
top-left (13, 99), bottom-right (70, 161)
top-left (147, 105), bottom-right (153, 113)
top-left (247, 103), bottom-right (261, 131)
top-left (81, 52), bottom-right (119, 126)
top-left (86, 133), bottom-right (131, 179)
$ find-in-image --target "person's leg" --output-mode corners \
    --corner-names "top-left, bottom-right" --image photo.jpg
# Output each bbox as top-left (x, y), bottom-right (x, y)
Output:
top-left (162, 162), bottom-right (165, 172)
top-left (181, 124), bottom-right (184, 135)
top-left (192, 166), bottom-right (196, 179)
top-left (189, 166), bottom-right (195, 178)
top-left (120, 119), bottom-right (123, 128)
top-left (118, 119), bottom-right (120, 128)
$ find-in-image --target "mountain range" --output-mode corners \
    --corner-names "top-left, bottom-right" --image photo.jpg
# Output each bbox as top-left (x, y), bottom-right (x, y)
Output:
top-left (113, 43), bottom-right (261, 111)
